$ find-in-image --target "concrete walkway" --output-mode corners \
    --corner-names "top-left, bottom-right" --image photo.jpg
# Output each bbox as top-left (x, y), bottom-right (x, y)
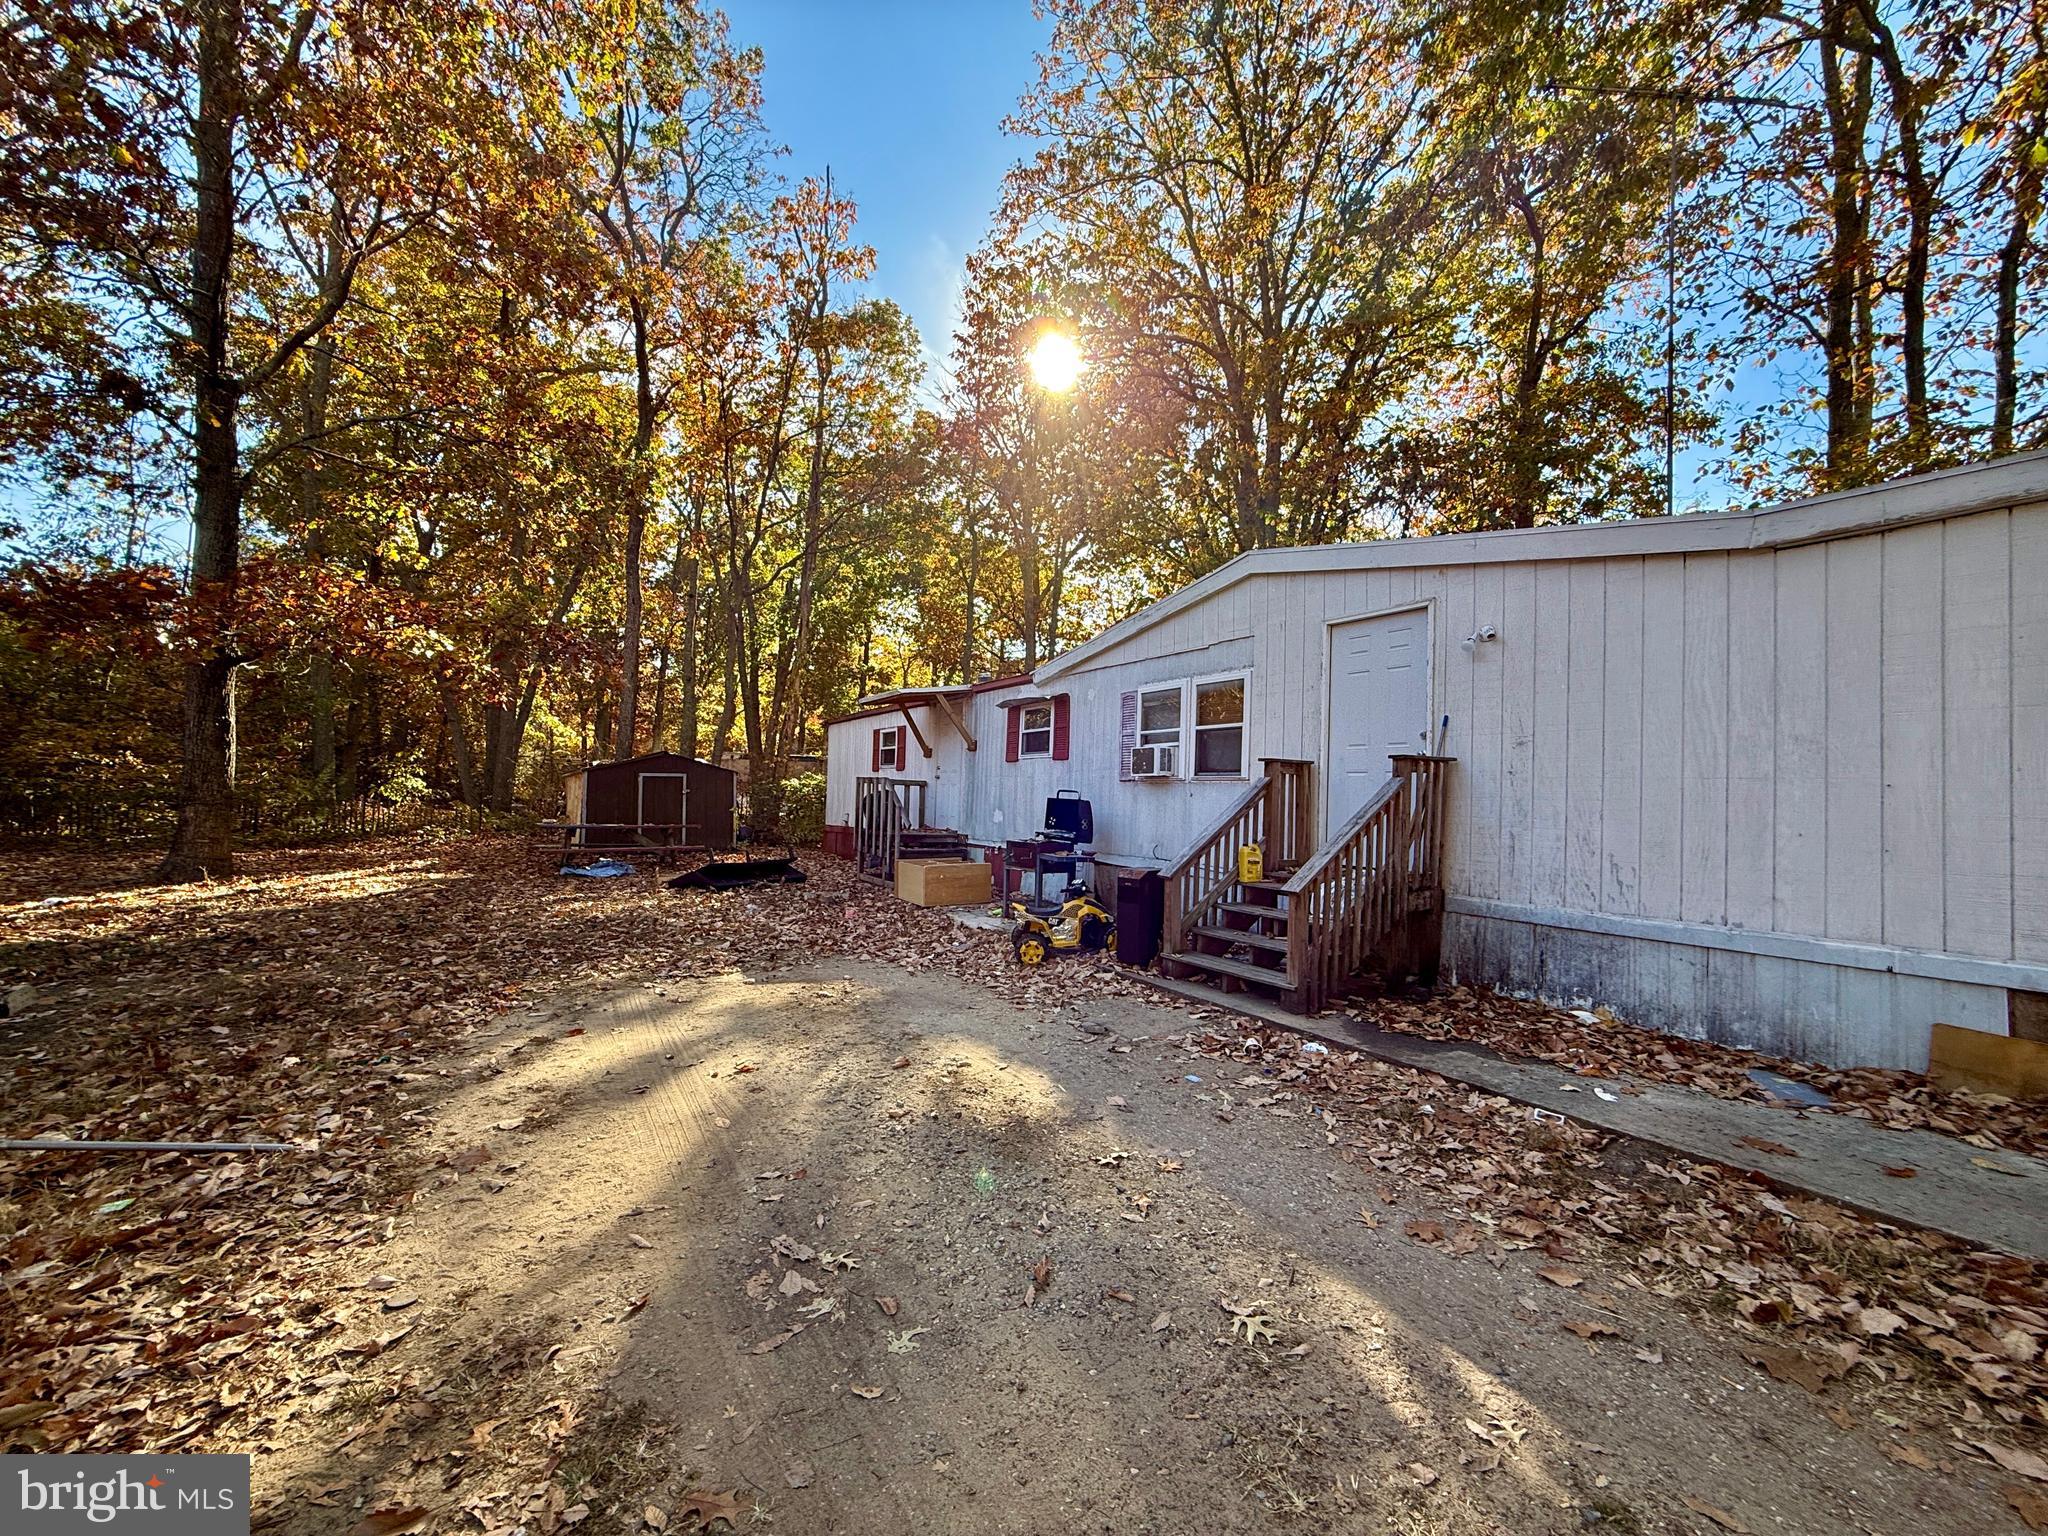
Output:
top-left (1141, 974), bottom-right (2048, 1261)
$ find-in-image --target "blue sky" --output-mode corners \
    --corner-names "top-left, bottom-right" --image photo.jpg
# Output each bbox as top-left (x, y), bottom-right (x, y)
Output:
top-left (730, 0), bottom-right (1052, 393)
top-left (727, 1), bottom-right (1739, 508)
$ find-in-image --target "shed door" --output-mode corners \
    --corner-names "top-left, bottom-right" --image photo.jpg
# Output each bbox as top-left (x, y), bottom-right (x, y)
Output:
top-left (637, 773), bottom-right (688, 835)
top-left (1326, 608), bottom-right (1431, 832)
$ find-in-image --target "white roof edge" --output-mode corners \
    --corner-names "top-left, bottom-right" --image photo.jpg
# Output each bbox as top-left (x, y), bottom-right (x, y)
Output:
top-left (1034, 451), bottom-right (2048, 685)
top-left (853, 684), bottom-right (972, 707)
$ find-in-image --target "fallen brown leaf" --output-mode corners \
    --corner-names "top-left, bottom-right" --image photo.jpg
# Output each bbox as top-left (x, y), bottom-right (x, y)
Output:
top-left (2007, 1485), bottom-right (2048, 1532)
top-left (1978, 1440), bottom-right (2048, 1483)
top-left (676, 1489), bottom-right (747, 1531)
top-left (745, 1322), bottom-right (808, 1354)
top-left (1881, 1441), bottom-right (1934, 1471)
top-left (1853, 1306), bottom-right (1906, 1338)
top-left (1736, 1135), bottom-right (1798, 1158)
top-left (1741, 1344), bottom-right (1845, 1395)
top-left (1536, 1266), bottom-right (1583, 1289)
top-left (349, 1508), bottom-right (430, 1536)
top-left (1681, 1493), bottom-right (1750, 1532)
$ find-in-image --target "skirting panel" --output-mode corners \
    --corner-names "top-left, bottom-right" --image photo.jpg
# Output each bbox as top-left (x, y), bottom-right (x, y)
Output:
top-left (1443, 912), bottom-right (2010, 1071)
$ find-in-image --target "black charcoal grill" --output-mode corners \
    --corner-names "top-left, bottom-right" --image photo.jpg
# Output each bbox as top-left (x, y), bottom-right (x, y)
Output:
top-left (1005, 791), bottom-right (1095, 910)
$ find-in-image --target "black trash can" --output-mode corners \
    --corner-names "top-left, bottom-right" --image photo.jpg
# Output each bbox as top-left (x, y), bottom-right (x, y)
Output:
top-left (1115, 869), bottom-right (1165, 968)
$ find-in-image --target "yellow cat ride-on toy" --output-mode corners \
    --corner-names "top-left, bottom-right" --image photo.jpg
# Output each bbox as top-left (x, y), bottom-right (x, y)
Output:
top-left (1008, 879), bottom-right (1116, 965)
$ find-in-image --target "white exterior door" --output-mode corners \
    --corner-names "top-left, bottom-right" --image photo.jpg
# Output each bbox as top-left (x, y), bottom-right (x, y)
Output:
top-left (1326, 608), bottom-right (1431, 831)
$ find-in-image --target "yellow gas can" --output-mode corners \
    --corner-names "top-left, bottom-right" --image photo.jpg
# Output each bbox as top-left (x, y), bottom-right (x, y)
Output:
top-left (1237, 842), bottom-right (1263, 883)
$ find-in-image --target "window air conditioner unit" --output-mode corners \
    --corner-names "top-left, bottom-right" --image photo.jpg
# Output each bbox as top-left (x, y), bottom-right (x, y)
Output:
top-left (1131, 744), bottom-right (1177, 779)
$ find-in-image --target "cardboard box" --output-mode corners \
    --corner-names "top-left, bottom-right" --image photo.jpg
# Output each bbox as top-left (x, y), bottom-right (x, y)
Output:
top-left (1928, 1022), bottom-right (2048, 1098)
top-left (895, 857), bottom-right (991, 907)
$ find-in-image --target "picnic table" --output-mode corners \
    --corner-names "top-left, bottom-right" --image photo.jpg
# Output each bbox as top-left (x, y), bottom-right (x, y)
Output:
top-left (530, 822), bottom-right (705, 869)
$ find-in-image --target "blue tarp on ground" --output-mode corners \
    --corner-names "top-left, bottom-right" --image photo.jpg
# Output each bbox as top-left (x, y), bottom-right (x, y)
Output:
top-left (559, 860), bottom-right (635, 878)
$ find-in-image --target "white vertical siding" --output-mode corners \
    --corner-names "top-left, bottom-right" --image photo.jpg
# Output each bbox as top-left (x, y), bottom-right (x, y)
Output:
top-left (1881, 521), bottom-right (1945, 951)
top-left (825, 485), bottom-right (2043, 1065)
top-left (1771, 545), bottom-right (1829, 934)
top-left (1529, 562), bottom-right (1572, 909)
top-left (1638, 556), bottom-right (1686, 921)
top-left (1680, 554), bottom-right (1730, 927)
top-left (1943, 510), bottom-right (2014, 959)
top-left (1564, 561), bottom-right (1606, 913)
top-left (1498, 562), bottom-right (1538, 905)
top-left (1600, 557), bottom-right (1643, 915)
top-left (1724, 554), bottom-right (1776, 929)
top-left (1825, 538), bottom-right (1884, 942)
top-left (2016, 508), bottom-right (2048, 964)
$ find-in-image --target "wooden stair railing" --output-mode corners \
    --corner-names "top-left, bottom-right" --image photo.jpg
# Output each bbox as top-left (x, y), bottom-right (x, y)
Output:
top-left (1161, 758), bottom-right (1314, 954)
top-left (1282, 755), bottom-right (1452, 1012)
top-left (854, 776), bottom-right (928, 879)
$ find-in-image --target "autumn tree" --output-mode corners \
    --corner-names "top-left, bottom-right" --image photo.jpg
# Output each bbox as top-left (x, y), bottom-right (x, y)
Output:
top-left (1006, 0), bottom-right (1469, 562)
top-left (1705, 0), bottom-right (2045, 489)
top-left (1388, 0), bottom-right (1712, 529)
top-left (568, 0), bottom-right (767, 759)
top-left (1, 0), bottom-right (576, 877)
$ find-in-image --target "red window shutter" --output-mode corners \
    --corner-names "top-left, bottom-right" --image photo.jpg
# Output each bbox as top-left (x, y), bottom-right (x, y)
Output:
top-left (1051, 694), bottom-right (1070, 761)
top-left (872, 729), bottom-right (882, 771)
top-left (1005, 704), bottom-right (1021, 763)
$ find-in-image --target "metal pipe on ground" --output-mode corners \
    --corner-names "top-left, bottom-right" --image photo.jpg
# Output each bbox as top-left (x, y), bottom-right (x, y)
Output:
top-left (0, 1139), bottom-right (309, 1154)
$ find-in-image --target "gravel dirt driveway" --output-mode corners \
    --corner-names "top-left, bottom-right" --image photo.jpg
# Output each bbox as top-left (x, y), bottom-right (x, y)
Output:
top-left (257, 956), bottom-right (2018, 1536)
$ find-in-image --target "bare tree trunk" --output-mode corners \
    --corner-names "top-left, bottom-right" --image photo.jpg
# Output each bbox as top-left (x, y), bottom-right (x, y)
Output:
top-left (443, 682), bottom-right (482, 809)
top-left (160, 3), bottom-right (243, 883)
top-left (961, 516), bottom-right (980, 681)
top-left (770, 336), bottom-right (833, 763)
top-left (680, 548), bottom-right (701, 757)
top-left (1851, 0), bottom-right (1932, 458)
top-left (712, 645), bottom-right (738, 767)
top-left (300, 202), bottom-right (345, 786)
top-left (648, 523), bottom-right (689, 749)
top-left (1992, 116), bottom-right (2042, 454)
top-left (1820, 19), bottom-right (1875, 484)
top-left (616, 297), bottom-right (654, 760)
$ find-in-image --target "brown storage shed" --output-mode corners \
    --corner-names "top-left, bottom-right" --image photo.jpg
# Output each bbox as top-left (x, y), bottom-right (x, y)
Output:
top-left (561, 752), bottom-right (737, 850)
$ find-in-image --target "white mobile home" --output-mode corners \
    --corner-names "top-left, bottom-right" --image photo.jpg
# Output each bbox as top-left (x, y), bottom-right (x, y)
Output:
top-left (825, 454), bottom-right (2048, 1070)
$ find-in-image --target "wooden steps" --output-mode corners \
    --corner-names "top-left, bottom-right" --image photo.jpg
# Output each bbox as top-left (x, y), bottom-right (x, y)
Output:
top-left (1189, 924), bottom-right (1289, 953)
top-left (1163, 951), bottom-right (1293, 990)
top-left (1157, 756), bottom-right (1452, 1016)
top-left (1216, 900), bottom-right (1287, 922)
top-left (1164, 864), bottom-right (1295, 995)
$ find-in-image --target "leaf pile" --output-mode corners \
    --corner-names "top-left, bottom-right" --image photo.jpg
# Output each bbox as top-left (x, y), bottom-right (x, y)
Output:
top-left (0, 837), bottom-right (1170, 1466)
top-left (1357, 990), bottom-right (2048, 1159)
top-left (1182, 1022), bottom-right (2048, 1451)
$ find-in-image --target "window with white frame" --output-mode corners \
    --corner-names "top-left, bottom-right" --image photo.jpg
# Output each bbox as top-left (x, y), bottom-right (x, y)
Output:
top-left (1017, 701), bottom-right (1053, 757)
top-left (1138, 686), bottom-right (1182, 753)
top-left (875, 725), bottom-right (902, 769)
top-left (1193, 674), bottom-right (1247, 776)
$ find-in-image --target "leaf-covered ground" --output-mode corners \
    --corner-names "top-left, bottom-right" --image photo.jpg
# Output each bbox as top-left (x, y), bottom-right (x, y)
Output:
top-left (1356, 989), bottom-right (2048, 1160)
top-left (2, 837), bottom-right (2044, 1533)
